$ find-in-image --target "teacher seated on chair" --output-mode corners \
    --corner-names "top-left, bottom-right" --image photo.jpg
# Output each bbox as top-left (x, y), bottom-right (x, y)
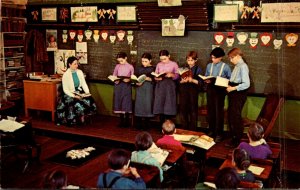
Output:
top-left (57, 56), bottom-right (96, 126)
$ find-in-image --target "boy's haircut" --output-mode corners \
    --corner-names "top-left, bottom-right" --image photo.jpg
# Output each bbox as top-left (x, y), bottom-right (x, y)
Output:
top-left (228, 47), bottom-right (243, 57)
top-left (233, 148), bottom-right (251, 170)
top-left (248, 122), bottom-right (264, 141)
top-left (210, 47), bottom-right (225, 58)
top-left (162, 119), bottom-right (176, 135)
top-left (108, 149), bottom-right (130, 170)
top-left (43, 170), bottom-right (67, 189)
top-left (215, 167), bottom-right (240, 188)
top-left (186, 51), bottom-right (198, 60)
top-left (116, 52), bottom-right (127, 59)
top-left (135, 132), bottom-right (153, 151)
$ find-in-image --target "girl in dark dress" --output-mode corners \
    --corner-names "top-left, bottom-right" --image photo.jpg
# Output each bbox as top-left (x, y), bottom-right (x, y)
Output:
top-left (178, 51), bottom-right (202, 131)
top-left (112, 52), bottom-right (134, 127)
top-left (153, 50), bottom-right (179, 125)
top-left (134, 53), bottom-right (155, 130)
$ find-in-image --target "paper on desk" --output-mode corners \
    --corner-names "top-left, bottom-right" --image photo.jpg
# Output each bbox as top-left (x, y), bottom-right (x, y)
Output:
top-left (173, 134), bottom-right (199, 142)
top-left (248, 165), bottom-right (265, 175)
top-left (0, 119), bottom-right (25, 132)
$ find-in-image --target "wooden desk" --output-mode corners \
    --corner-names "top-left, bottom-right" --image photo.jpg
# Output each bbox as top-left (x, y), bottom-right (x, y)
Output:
top-left (219, 158), bottom-right (273, 181)
top-left (23, 80), bottom-right (61, 122)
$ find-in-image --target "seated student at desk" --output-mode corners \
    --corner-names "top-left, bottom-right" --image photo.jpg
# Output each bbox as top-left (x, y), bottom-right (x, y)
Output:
top-left (131, 132), bottom-right (164, 182)
top-left (238, 122), bottom-right (272, 159)
top-left (56, 56), bottom-right (97, 126)
top-left (156, 120), bottom-right (185, 151)
top-left (97, 149), bottom-right (146, 189)
top-left (232, 148), bottom-right (255, 183)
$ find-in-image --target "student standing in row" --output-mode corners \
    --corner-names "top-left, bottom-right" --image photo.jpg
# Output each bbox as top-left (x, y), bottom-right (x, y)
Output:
top-left (205, 47), bottom-right (231, 142)
top-left (153, 50), bottom-right (179, 125)
top-left (134, 53), bottom-right (155, 130)
top-left (112, 52), bottom-right (134, 128)
top-left (227, 48), bottom-right (250, 147)
top-left (178, 51), bottom-right (202, 131)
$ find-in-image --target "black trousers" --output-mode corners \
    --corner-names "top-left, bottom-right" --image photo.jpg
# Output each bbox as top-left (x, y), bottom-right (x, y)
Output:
top-left (179, 84), bottom-right (199, 131)
top-left (227, 90), bottom-right (247, 143)
top-left (206, 85), bottom-right (226, 137)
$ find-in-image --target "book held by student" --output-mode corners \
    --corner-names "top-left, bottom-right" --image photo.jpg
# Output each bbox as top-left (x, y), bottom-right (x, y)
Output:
top-left (151, 72), bottom-right (166, 78)
top-left (198, 74), bottom-right (215, 81)
top-left (130, 74), bottom-right (147, 84)
top-left (178, 67), bottom-right (192, 78)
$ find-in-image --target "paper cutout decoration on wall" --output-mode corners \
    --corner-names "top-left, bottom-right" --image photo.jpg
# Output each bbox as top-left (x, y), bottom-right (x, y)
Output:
top-left (101, 30), bottom-right (109, 41)
top-left (69, 30), bottom-right (76, 40)
top-left (98, 9), bottom-right (106, 19)
top-left (107, 9), bottom-right (116, 19)
top-left (214, 32), bottom-right (225, 45)
top-left (54, 49), bottom-right (75, 74)
top-left (60, 7), bottom-right (69, 23)
top-left (249, 32), bottom-right (258, 49)
top-left (31, 10), bottom-right (39, 21)
top-left (161, 15), bottom-right (185, 36)
top-left (76, 42), bottom-right (88, 64)
top-left (84, 30), bottom-right (92, 40)
top-left (93, 30), bottom-right (100, 43)
top-left (77, 30), bottom-right (84, 42)
top-left (273, 39), bottom-right (283, 50)
top-left (237, 32), bottom-right (248, 45)
top-left (285, 33), bottom-right (298, 47)
top-left (240, 6), bottom-right (250, 19)
top-left (226, 32), bottom-right (235, 47)
top-left (46, 29), bottom-right (58, 51)
top-left (127, 31), bottom-right (134, 45)
top-left (117, 30), bottom-right (126, 41)
top-left (260, 33), bottom-right (272, 46)
top-left (158, 0), bottom-right (182, 7)
top-left (62, 30), bottom-right (68, 43)
top-left (110, 33), bottom-right (116, 43)
top-left (250, 6), bottom-right (261, 19)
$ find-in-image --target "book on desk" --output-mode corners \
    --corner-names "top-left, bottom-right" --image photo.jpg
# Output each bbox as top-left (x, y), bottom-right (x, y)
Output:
top-left (0, 119), bottom-right (25, 132)
top-left (173, 134), bottom-right (215, 150)
top-left (148, 143), bottom-right (169, 166)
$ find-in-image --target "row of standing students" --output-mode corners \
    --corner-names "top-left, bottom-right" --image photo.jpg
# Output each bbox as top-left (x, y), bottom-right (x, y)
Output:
top-left (112, 47), bottom-right (250, 146)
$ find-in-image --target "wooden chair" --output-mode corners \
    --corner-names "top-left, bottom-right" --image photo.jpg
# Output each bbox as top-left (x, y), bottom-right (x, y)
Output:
top-left (243, 94), bottom-right (285, 140)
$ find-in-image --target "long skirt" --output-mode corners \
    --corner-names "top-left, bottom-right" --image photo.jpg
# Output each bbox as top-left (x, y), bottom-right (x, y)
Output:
top-left (113, 82), bottom-right (132, 113)
top-left (57, 94), bottom-right (97, 125)
top-left (153, 78), bottom-right (177, 116)
top-left (135, 81), bottom-right (154, 117)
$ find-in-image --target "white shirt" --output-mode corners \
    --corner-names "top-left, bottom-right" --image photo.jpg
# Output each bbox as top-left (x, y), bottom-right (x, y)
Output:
top-left (62, 68), bottom-right (89, 98)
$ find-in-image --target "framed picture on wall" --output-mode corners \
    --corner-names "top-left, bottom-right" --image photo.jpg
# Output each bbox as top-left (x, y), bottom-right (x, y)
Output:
top-left (158, 0), bottom-right (182, 7)
top-left (71, 6), bottom-right (98, 22)
top-left (261, 2), bottom-right (300, 23)
top-left (213, 4), bottom-right (239, 22)
top-left (116, 6), bottom-right (136, 22)
top-left (41, 8), bottom-right (57, 22)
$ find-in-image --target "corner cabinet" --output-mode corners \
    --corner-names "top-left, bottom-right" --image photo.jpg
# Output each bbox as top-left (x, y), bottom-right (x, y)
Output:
top-left (0, 3), bottom-right (27, 109)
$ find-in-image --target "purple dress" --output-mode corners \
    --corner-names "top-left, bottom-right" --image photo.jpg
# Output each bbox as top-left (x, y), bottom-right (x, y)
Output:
top-left (113, 63), bottom-right (134, 113)
top-left (238, 142), bottom-right (272, 159)
top-left (153, 61), bottom-right (179, 115)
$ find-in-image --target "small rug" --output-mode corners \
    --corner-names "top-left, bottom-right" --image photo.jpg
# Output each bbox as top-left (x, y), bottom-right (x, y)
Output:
top-left (47, 144), bottom-right (108, 167)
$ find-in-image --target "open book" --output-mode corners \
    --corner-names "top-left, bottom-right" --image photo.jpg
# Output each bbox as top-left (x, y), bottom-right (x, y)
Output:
top-left (108, 75), bottom-right (121, 82)
top-left (131, 74), bottom-right (147, 84)
top-left (73, 91), bottom-right (92, 98)
top-left (151, 72), bottom-right (166, 78)
top-left (148, 143), bottom-right (169, 166)
top-left (174, 134), bottom-right (215, 150)
top-left (178, 68), bottom-right (192, 78)
top-left (198, 74), bottom-right (215, 80)
top-left (0, 119), bottom-right (25, 132)
top-left (215, 76), bottom-right (229, 87)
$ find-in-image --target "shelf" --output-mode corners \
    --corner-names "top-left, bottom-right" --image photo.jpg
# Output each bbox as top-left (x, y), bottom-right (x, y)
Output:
top-left (0, 16), bottom-right (27, 21)
top-left (0, 56), bottom-right (24, 60)
top-left (5, 66), bottom-right (25, 70)
top-left (2, 46), bottom-right (24, 49)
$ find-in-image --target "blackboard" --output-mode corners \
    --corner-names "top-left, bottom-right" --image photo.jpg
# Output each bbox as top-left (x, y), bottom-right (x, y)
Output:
top-left (136, 31), bottom-right (300, 99)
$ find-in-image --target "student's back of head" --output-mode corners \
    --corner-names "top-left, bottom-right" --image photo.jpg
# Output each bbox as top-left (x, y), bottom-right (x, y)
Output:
top-left (215, 167), bottom-right (240, 188)
top-left (162, 119), bottom-right (176, 135)
top-left (248, 122), bottom-right (264, 141)
top-left (233, 148), bottom-right (251, 171)
top-left (108, 149), bottom-right (130, 170)
top-left (135, 132), bottom-right (153, 151)
top-left (43, 170), bottom-right (67, 189)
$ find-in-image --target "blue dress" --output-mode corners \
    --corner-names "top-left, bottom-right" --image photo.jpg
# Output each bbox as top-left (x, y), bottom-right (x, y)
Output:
top-left (134, 66), bottom-right (155, 117)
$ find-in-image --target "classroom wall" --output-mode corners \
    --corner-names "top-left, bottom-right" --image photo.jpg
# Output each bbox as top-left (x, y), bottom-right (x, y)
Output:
top-left (89, 82), bottom-right (300, 140)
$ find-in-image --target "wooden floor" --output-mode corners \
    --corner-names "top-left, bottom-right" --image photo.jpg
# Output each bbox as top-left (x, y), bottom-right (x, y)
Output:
top-left (1, 114), bottom-right (300, 188)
